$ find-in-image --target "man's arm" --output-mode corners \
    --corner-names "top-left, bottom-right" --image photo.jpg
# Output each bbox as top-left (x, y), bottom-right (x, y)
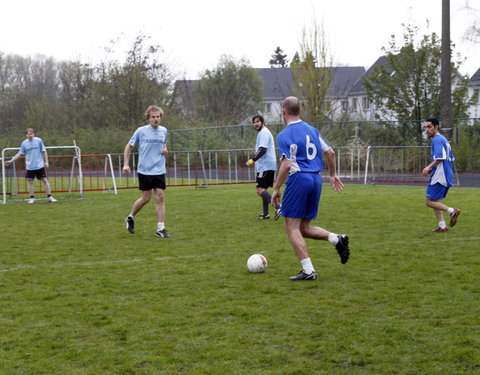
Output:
top-left (122, 143), bottom-right (133, 174)
top-left (422, 159), bottom-right (442, 177)
top-left (4, 152), bottom-right (22, 167)
top-left (43, 150), bottom-right (49, 168)
top-left (246, 147), bottom-right (267, 166)
top-left (271, 157), bottom-right (291, 207)
top-left (324, 148), bottom-right (344, 192)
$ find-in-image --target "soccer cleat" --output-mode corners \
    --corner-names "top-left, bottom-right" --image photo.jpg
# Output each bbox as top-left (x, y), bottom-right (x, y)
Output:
top-left (432, 226), bottom-right (448, 232)
top-left (27, 198), bottom-right (35, 204)
top-left (335, 234), bottom-right (350, 264)
top-left (48, 196), bottom-right (57, 203)
top-left (257, 214), bottom-right (270, 220)
top-left (155, 229), bottom-right (171, 238)
top-left (449, 208), bottom-right (461, 227)
top-left (274, 206), bottom-right (282, 220)
top-left (289, 270), bottom-right (317, 281)
top-left (125, 216), bottom-right (135, 234)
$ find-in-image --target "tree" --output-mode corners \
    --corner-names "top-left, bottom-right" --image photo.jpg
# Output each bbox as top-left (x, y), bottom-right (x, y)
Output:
top-left (192, 55), bottom-right (263, 126)
top-left (290, 19), bottom-right (334, 123)
top-left (269, 46), bottom-right (288, 67)
top-left (462, 0), bottom-right (480, 43)
top-left (363, 23), bottom-right (475, 144)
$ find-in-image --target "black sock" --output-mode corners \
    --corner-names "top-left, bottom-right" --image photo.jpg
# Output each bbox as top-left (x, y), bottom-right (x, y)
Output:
top-left (260, 190), bottom-right (271, 216)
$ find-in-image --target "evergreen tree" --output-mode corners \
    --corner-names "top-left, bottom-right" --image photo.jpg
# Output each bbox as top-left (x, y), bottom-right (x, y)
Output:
top-left (269, 46), bottom-right (288, 67)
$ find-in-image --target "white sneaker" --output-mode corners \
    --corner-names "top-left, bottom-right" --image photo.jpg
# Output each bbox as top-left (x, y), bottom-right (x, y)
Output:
top-left (48, 196), bottom-right (58, 203)
top-left (27, 198), bottom-right (35, 204)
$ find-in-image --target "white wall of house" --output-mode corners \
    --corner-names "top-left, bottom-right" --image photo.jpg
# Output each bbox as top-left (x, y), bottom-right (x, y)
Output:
top-left (467, 86), bottom-right (480, 118)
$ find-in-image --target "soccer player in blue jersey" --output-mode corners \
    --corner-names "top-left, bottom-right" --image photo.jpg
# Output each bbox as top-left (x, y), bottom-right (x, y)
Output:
top-left (271, 97), bottom-right (350, 281)
top-left (122, 105), bottom-right (171, 238)
top-left (245, 115), bottom-right (281, 220)
top-left (5, 128), bottom-right (57, 204)
top-left (421, 118), bottom-right (461, 232)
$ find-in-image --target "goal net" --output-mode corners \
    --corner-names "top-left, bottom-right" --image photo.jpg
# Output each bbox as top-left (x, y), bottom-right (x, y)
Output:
top-left (1, 145), bottom-right (83, 204)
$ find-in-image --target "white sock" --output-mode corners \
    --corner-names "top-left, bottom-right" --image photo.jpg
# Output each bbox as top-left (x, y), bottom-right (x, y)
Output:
top-left (447, 207), bottom-right (454, 214)
top-left (439, 221), bottom-right (447, 229)
top-left (129, 213), bottom-right (135, 219)
top-left (328, 232), bottom-right (338, 245)
top-left (301, 258), bottom-right (315, 274)
top-left (157, 222), bottom-right (165, 231)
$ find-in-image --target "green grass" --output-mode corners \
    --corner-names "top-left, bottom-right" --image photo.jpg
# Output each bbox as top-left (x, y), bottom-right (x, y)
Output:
top-left (1, 184), bottom-right (479, 374)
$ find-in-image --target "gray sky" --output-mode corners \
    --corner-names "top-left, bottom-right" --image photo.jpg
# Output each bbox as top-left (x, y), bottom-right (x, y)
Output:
top-left (1, 0), bottom-right (479, 78)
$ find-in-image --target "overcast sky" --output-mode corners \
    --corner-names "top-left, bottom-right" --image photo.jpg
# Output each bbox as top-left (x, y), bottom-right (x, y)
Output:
top-left (1, 0), bottom-right (479, 79)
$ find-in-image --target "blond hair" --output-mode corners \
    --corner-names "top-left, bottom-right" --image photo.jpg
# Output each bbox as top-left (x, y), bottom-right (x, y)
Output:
top-left (144, 105), bottom-right (164, 121)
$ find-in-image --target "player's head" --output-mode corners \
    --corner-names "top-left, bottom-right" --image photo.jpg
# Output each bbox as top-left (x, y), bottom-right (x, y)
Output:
top-left (282, 96), bottom-right (301, 117)
top-left (424, 118), bottom-right (439, 138)
top-left (426, 117), bottom-right (439, 127)
top-left (252, 115), bottom-right (265, 131)
top-left (25, 128), bottom-right (35, 140)
top-left (144, 105), bottom-right (164, 122)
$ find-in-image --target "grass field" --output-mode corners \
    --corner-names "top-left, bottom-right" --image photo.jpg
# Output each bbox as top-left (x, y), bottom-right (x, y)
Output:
top-left (1, 183), bottom-right (479, 374)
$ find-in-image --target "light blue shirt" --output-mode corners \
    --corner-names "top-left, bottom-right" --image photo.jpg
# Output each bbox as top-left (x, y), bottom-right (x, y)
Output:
top-left (129, 125), bottom-right (168, 175)
top-left (255, 126), bottom-right (277, 173)
top-left (19, 137), bottom-right (46, 170)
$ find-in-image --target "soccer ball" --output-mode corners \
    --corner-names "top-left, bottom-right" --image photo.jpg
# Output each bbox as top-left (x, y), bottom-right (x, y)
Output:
top-left (247, 254), bottom-right (268, 273)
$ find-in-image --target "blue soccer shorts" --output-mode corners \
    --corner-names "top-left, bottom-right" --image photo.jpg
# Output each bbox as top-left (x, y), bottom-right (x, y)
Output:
top-left (281, 172), bottom-right (322, 220)
top-left (426, 182), bottom-right (449, 200)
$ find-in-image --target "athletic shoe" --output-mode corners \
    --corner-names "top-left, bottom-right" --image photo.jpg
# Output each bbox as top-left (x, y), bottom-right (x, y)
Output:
top-left (155, 229), bottom-right (171, 238)
top-left (274, 206), bottom-right (282, 220)
top-left (257, 214), bottom-right (270, 220)
top-left (432, 226), bottom-right (448, 232)
top-left (289, 270), bottom-right (317, 281)
top-left (125, 216), bottom-right (135, 234)
top-left (449, 208), bottom-right (461, 227)
top-left (335, 234), bottom-right (350, 264)
top-left (27, 198), bottom-right (35, 204)
top-left (48, 196), bottom-right (57, 203)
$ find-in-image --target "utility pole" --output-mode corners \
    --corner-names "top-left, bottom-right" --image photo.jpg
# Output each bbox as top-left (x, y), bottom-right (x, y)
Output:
top-left (440, 0), bottom-right (452, 129)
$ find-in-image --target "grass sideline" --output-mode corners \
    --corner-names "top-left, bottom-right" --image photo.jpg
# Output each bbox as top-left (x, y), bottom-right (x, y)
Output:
top-left (0, 184), bottom-right (479, 374)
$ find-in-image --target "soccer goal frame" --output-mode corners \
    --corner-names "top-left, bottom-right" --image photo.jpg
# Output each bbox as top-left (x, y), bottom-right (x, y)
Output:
top-left (1, 145), bottom-right (83, 204)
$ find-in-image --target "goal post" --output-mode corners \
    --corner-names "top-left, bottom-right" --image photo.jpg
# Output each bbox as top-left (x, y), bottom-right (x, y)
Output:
top-left (363, 145), bottom-right (460, 186)
top-left (1, 145), bottom-right (83, 204)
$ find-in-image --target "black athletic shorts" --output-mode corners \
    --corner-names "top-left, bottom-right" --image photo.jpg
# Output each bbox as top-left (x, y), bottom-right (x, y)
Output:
top-left (256, 170), bottom-right (275, 189)
top-left (25, 168), bottom-right (47, 180)
top-left (138, 173), bottom-right (166, 191)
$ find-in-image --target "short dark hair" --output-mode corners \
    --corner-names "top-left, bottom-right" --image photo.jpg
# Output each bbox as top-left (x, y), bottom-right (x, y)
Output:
top-left (426, 117), bottom-right (439, 126)
top-left (252, 114), bottom-right (264, 124)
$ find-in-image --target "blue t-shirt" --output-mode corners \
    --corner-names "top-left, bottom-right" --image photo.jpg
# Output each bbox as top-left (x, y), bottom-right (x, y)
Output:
top-left (430, 133), bottom-right (453, 187)
top-left (277, 120), bottom-right (330, 174)
top-left (19, 137), bottom-right (46, 171)
top-left (255, 126), bottom-right (277, 173)
top-left (129, 125), bottom-right (168, 175)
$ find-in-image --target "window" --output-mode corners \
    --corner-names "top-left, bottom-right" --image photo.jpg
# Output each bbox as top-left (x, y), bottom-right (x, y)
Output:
top-left (475, 89), bottom-right (479, 104)
top-left (352, 98), bottom-right (357, 112)
top-left (264, 103), bottom-right (272, 113)
top-left (362, 96), bottom-right (370, 110)
top-left (341, 100), bottom-right (348, 111)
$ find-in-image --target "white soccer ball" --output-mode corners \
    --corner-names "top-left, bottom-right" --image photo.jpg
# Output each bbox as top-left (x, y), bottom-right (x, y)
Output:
top-left (247, 254), bottom-right (268, 273)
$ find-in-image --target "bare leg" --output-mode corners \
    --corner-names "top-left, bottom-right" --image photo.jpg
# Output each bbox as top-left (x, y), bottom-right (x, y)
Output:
top-left (285, 217), bottom-right (310, 260)
top-left (299, 219), bottom-right (330, 241)
top-left (131, 190), bottom-right (152, 216)
top-left (26, 179), bottom-right (35, 196)
top-left (426, 198), bottom-right (448, 222)
top-left (41, 178), bottom-right (52, 195)
top-left (154, 188), bottom-right (165, 223)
